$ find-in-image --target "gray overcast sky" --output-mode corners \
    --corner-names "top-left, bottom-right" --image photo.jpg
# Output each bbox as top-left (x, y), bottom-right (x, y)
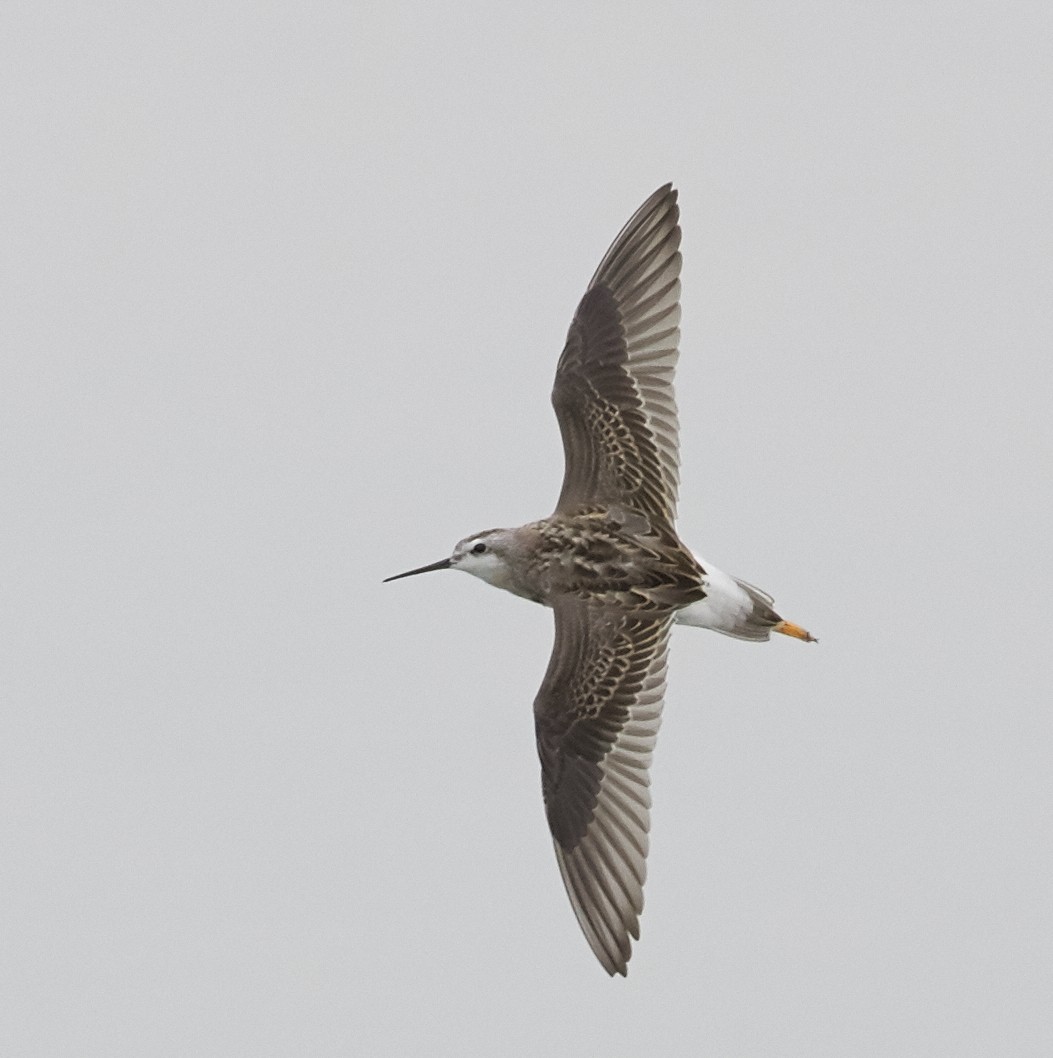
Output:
top-left (4, 3), bottom-right (1052, 1055)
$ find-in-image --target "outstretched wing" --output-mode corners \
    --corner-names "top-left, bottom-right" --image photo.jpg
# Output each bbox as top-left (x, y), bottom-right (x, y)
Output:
top-left (533, 597), bottom-right (672, 975)
top-left (552, 185), bottom-right (682, 526)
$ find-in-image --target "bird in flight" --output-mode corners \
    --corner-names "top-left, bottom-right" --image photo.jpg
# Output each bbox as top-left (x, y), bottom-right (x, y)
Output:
top-left (385, 185), bottom-right (815, 975)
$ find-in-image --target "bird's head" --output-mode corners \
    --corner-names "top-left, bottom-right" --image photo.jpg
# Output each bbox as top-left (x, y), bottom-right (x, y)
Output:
top-left (383, 528), bottom-right (520, 590)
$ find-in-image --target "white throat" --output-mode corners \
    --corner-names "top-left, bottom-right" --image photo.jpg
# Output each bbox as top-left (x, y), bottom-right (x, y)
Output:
top-left (457, 551), bottom-right (516, 590)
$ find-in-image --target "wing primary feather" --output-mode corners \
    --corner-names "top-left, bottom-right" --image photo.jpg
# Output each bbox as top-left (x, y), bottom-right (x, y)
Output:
top-left (551, 185), bottom-right (684, 523)
top-left (534, 599), bottom-right (672, 974)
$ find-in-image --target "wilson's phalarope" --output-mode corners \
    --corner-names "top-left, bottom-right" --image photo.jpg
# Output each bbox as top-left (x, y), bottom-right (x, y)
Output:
top-left (385, 185), bottom-right (815, 976)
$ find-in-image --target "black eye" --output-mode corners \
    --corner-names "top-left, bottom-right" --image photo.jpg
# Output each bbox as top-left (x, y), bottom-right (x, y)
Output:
top-left (471, 542), bottom-right (487, 555)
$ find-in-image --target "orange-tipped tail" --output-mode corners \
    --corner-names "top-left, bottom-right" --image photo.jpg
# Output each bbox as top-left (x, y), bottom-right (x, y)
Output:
top-left (774, 620), bottom-right (817, 643)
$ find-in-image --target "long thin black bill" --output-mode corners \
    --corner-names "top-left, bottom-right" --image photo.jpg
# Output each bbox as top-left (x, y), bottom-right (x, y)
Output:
top-left (383, 557), bottom-right (452, 583)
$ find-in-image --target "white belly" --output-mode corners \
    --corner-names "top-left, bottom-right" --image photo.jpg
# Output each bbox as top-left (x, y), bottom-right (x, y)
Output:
top-left (675, 559), bottom-right (779, 642)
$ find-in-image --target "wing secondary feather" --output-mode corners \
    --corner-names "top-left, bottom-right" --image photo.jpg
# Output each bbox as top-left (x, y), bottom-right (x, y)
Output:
top-left (552, 185), bottom-right (682, 525)
top-left (534, 597), bottom-right (672, 975)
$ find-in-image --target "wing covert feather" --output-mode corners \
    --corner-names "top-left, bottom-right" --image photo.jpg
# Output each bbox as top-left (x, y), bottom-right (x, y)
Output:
top-left (534, 598), bottom-right (672, 975)
top-left (553, 186), bottom-right (683, 525)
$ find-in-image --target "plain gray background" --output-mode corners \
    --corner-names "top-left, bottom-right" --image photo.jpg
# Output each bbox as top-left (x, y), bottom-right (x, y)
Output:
top-left (4, 3), bottom-right (1051, 1055)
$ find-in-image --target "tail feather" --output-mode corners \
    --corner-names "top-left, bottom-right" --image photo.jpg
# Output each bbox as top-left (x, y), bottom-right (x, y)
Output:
top-left (726, 577), bottom-right (781, 641)
top-left (674, 565), bottom-right (783, 641)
